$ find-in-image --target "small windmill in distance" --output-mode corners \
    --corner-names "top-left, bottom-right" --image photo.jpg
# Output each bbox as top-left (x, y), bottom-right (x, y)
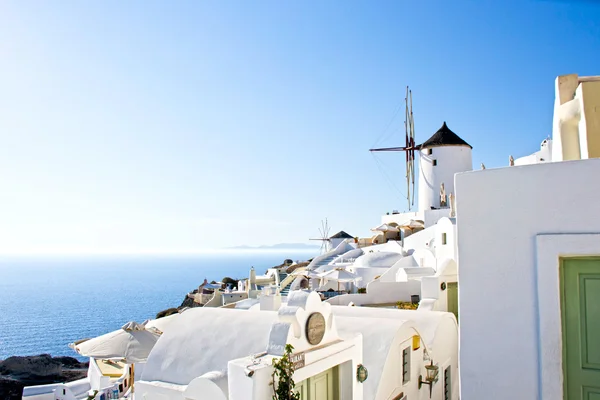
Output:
top-left (309, 218), bottom-right (331, 254)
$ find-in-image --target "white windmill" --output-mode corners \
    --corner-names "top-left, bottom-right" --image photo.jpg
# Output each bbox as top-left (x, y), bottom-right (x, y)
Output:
top-left (309, 219), bottom-right (331, 254)
top-left (370, 87), bottom-right (473, 212)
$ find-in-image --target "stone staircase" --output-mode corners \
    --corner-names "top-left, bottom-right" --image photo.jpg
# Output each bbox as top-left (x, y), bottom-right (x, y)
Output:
top-left (279, 272), bottom-right (292, 296)
top-left (311, 255), bottom-right (338, 270)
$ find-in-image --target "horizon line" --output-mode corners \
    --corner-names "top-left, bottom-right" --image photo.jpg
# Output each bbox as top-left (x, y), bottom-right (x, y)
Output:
top-left (0, 248), bottom-right (320, 256)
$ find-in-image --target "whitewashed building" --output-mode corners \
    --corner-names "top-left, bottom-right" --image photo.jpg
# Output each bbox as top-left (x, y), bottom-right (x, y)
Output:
top-left (135, 291), bottom-right (458, 400)
top-left (455, 73), bottom-right (600, 400)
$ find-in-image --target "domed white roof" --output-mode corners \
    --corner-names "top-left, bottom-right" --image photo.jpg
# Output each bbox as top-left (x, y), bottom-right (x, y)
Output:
top-left (353, 251), bottom-right (403, 269)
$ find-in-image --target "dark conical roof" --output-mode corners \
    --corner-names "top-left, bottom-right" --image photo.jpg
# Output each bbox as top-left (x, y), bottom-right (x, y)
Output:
top-left (330, 231), bottom-right (354, 239)
top-left (419, 122), bottom-right (472, 149)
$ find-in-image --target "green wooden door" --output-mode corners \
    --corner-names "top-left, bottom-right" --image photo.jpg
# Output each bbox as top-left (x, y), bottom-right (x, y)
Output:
top-left (295, 378), bottom-right (308, 400)
top-left (561, 258), bottom-right (600, 399)
top-left (447, 282), bottom-right (458, 321)
top-left (295, 367), bottom-right (338, 400)
top-left (309, 369), bottom-right (334, 400)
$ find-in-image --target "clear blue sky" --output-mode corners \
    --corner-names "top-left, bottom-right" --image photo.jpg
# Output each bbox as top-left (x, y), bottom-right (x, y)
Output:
top-left (0, 0), bottom-right (598, 253)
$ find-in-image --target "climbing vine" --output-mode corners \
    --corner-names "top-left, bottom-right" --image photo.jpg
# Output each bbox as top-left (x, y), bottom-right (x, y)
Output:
top-left (271, 344), bottom-right (300, 400)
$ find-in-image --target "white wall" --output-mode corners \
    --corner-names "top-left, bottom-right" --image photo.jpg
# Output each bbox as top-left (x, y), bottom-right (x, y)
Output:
top-left (418, 146), bottom-right (472, 211)
top-left (379, 256), bottom-right (417, 282)
top-left (350, 266), bottom-right (391, 288)
top-left (222, 292), bottom-right (248, 305)
top-left (326, 279), bottom-right (421, 306)
top-left (402, 227), bottom-right (434, 251)
top-left (433, 217), bottom-right (456, 263)
top-left (423, 208), bottom-right (453, 227)
top-left (455, 158), bottom-right (600, 400)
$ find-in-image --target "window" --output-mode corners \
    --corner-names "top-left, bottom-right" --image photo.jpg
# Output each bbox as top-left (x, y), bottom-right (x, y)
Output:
top-left (432, 159), bottom-right (437, 166)
top-left (425, 148), bottom-right (432, 155)
top-left (442, 233), bottom-right (447, 245)
top-left (444, 366), bottom-right (451, 400)
top-left (402, 346), bottom-right (411, 384)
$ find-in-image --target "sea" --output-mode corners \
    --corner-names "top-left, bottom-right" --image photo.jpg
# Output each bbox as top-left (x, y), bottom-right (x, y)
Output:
top-left (0, 251), bottom-right (316, 361)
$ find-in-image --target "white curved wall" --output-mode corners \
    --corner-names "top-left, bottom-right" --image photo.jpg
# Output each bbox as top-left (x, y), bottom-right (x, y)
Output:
top-left (352, 251), bottom-right (404, 269)
top-left (351, 267), bottom-right (390, 288)
top-left (418, 146), bottom-right (472, 211)
top-left (331, 248), bottom-right (364, 263)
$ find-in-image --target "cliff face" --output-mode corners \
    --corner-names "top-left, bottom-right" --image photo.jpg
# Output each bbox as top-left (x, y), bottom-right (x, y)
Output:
top-left (0, 354), bottom-right (88, 400)
top-left (179, 292), bottom-right (203, 309)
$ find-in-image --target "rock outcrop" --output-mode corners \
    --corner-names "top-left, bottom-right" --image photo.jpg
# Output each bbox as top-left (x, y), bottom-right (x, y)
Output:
top-left (0, 376), bottom-right (22, 400)
top-left (0, 354), bottom-right (88, 400)
top-left (0, 354), bottom-right (63, 378)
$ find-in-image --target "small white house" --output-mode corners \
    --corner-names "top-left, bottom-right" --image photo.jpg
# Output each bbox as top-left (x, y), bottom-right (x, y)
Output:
top-left (135, 291), bottom-right (458, 400)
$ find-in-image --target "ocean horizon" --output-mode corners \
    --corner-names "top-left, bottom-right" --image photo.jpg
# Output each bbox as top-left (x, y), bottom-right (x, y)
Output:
top-left (0, 250), bottom-right (316, 360)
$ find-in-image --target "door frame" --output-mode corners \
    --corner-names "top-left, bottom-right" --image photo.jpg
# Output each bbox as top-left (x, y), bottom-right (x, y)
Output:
top-left (535, 233), bottom-right (600, 400)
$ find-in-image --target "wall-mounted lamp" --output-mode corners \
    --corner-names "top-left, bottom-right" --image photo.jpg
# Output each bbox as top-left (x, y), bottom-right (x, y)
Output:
top-left (418, 360), bottom-right (439, 398)
top-left (356, 364), bottom-right (368, 383)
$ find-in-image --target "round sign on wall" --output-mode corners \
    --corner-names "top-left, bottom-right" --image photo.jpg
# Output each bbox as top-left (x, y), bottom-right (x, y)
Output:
top-left (305, 312), bottom-right (326, 345)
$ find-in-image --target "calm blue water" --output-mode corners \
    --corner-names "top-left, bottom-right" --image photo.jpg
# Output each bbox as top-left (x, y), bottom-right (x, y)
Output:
top-left (0, 251), bottom-right (315, 360)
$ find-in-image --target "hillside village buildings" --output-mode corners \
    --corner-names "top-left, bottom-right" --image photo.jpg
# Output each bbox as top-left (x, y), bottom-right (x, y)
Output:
top-left (22, 73), bottom-right (600, 400)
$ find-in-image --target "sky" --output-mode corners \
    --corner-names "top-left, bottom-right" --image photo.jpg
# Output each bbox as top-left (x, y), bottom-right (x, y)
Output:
top-left (0, 0), bottom-right (599, 254)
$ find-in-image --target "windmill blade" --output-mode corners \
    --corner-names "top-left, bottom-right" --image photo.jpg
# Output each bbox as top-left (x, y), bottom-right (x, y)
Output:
top-left (405, 86), bottom-right (413, 210)
top-left (311, 218), bottom-right (331, 254)
top-left (368, 85), bottom-right (418, 211)
top-left (369, 146), bottom-right (412, 152)
top-left (409, 89), bottom-right (416, 207)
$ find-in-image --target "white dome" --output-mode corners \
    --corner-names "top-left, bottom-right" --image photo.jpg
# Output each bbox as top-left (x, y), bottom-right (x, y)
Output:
top-left (353, 252), bottom-right (404, 269)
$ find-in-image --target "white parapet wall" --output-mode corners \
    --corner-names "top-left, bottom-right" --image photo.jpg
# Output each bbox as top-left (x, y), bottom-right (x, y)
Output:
top-left (455, 158), bottom-right (600, 400)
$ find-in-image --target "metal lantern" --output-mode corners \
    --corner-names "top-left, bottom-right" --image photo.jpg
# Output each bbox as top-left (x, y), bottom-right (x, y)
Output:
top-left (418, 360), bottom-right (440, 397)
top-left (425, 361), bottom-right (439, 382)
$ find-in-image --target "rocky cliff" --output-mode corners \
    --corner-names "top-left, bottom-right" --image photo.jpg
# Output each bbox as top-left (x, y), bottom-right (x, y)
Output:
top-left (0, 354), bottom-right (88, 400)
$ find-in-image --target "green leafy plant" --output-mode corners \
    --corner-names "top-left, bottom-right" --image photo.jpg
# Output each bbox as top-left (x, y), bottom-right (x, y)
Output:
top-left (271, 344), bottom-right (300, 400)
top-left (86, 390), bottom-right (98, 400)
top-left (357, 288), bottom-right (367, 294)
